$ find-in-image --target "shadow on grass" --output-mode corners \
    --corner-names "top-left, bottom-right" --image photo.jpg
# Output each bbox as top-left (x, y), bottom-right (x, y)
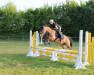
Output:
top-left (0, 54), bottom-right (75, 69)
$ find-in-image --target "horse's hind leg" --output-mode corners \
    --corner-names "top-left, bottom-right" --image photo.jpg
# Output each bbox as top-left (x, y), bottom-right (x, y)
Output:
top-left (68, 45), bottom-right (72, 50)
top-left (66, 42), bottom-right (72, 50)
top-left (60, 44), bottom-right (65, 49)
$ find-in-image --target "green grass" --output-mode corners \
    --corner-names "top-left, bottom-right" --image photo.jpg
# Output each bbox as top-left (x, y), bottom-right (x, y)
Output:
top-left (0, 41), bottom-right (94, 75)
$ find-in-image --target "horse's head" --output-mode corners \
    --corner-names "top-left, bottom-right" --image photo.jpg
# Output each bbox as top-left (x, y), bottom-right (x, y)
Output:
top-left (40, 25), bottom-right (46, 38)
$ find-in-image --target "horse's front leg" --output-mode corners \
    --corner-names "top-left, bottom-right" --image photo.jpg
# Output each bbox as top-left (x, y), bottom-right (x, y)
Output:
top-left (47, 39), bottom-right (50, 44)
top-left (43, 38), bottom-right (47, 45)
top-left (46, 35), bottom-right (51, 45)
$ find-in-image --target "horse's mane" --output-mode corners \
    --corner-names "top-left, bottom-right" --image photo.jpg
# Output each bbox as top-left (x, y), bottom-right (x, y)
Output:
top-left (43, 24), bottom-right (50, 27)
top-left (42, 24), bottom-right (53, 30)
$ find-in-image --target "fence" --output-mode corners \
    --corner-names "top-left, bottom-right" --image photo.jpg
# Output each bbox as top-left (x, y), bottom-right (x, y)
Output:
top-left (0, 36), bottom-right (85, 48)
top-left (0, 36), bottom-right (29, 41)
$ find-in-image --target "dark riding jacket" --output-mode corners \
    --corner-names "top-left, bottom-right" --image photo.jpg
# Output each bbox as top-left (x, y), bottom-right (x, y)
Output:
top-left (50, 22), bottom-right (61, 32)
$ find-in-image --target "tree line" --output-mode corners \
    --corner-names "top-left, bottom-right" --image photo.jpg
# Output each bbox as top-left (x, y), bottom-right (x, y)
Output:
top-left (0, 0), bottom-right (94, 37)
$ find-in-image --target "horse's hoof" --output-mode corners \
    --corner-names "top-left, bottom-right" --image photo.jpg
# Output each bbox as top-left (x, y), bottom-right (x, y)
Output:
top-left (48, 42), bottom-right (50, 45)
top-left (44, 43), bottom-right (46, 45)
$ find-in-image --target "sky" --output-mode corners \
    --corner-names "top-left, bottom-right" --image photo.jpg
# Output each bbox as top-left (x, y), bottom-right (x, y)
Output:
top-left (0, 0), bottom-right (89, 10)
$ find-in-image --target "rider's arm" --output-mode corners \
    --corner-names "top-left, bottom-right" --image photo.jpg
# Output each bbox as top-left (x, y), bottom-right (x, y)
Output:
top-left (54, 25), bottom-right (58, 30)
top-left (59, 26), bottom-right (61, 32)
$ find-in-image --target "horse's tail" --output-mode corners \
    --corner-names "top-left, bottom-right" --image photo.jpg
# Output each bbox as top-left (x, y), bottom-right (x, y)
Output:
top-left (68, 37), bottom-right (73, 47)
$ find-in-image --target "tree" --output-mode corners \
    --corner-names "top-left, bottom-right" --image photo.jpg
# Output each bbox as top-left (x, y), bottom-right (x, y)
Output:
top-left (1, 2), bottom-right (17, 33)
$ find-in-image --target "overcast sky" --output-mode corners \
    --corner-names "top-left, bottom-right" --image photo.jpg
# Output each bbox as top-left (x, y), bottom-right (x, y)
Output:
top-left (0, 0), bottom-right (89, 10)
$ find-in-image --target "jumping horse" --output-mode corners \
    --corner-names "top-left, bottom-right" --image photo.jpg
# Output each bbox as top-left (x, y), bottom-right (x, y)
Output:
top-left (40, 25), bottom-right (73, 50)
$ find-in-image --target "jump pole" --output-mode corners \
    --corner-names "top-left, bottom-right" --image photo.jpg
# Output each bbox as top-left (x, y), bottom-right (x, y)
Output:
top-left (27, 30), bottom-right (34, 56)
top-left (75, 30), bottom-right (86, 69)
top-left (84, 31), bottom-right (89, 65)
top-left (91, 37), bottom-right (94, 63)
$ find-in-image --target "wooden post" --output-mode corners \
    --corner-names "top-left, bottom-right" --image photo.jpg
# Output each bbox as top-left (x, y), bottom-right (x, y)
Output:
top-left (75, 30), bottom-right (86, 69)
top-left (84, 31), bottom-right (89, 65)
top-left (88, 33), bottom-right (91, 63)
top-left (91, 37), bottom-right (94, 63)
top-left (27, 30), bottom-right (34, 56)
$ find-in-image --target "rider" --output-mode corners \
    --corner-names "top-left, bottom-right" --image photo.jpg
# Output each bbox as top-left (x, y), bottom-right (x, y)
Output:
top-left (49, 19), bottom-right (63, 41)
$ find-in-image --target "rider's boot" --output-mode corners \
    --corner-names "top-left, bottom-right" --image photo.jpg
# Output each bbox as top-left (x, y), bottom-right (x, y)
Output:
top-left (59, 32), bottom-right (62, 42)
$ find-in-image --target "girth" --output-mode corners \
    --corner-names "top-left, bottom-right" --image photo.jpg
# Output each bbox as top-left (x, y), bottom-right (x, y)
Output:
top-left (53, 37), bottom-right (58, 42)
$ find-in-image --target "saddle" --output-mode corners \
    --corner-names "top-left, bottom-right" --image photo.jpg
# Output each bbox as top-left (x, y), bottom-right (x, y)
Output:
top-left (47, 25), bottom-right (64, 41)
top-left (54, 30), bottom-right (64, 41)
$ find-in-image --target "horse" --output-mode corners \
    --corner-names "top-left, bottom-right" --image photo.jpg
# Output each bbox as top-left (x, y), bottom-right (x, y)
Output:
top-left (40, 25), bottom-right (73, 50)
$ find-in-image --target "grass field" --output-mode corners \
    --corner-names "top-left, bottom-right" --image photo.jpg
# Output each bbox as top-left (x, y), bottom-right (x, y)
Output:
top-left (0, 41), bottom-right (94, 75)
